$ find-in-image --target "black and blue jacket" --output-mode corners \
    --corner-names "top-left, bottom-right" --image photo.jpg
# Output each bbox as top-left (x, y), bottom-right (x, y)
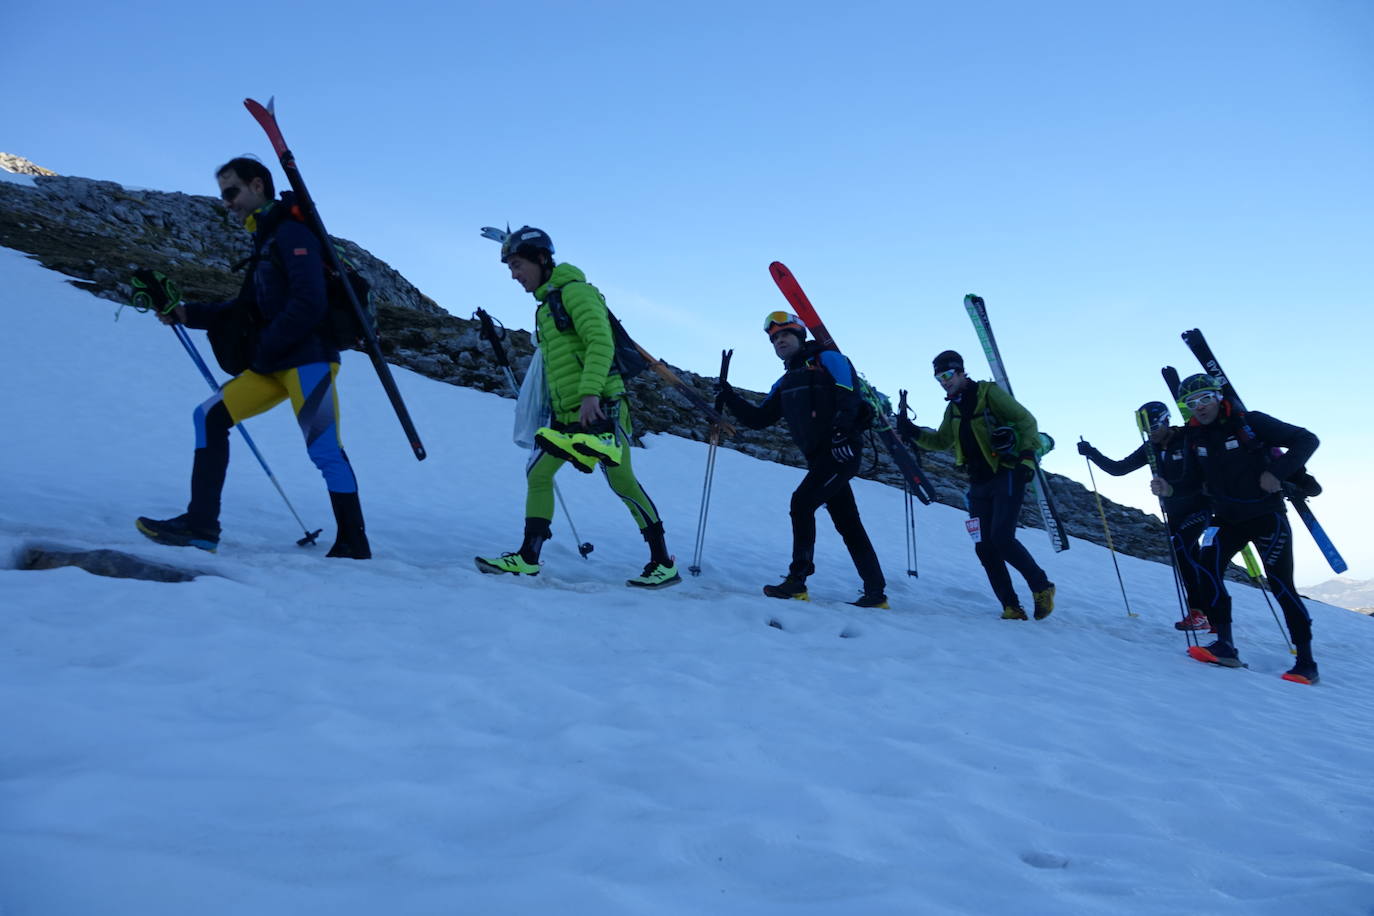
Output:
top-left (186, 192), bottom-right (339, 375)
top-left (1176, 405), bottom-right (1319, 522)
top-left (722, 342), bottom-right (870, 463)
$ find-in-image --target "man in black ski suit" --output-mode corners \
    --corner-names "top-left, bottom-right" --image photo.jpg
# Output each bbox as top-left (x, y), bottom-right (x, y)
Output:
top-left (1160, 374), bottom-right (1321, 684)
top-left (717, 312), bottom-right (888, 608)
top-left (1079, 402), bottom-right (1212, 632)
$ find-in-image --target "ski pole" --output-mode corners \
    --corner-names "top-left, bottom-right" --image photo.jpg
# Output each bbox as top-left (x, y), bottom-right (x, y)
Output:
top-left (1081, 436), bottom-right (1136, 617)
top-left (687, 350), bottom-right (731, 576)
top-left (897, 389), bottom-right (918, 577)
top-left (170, 324), bottom-right (321, 546)
top-left (474, 308), bottom-right (592, 558)
top-left (1240, 544), bottom-right (1295, 655)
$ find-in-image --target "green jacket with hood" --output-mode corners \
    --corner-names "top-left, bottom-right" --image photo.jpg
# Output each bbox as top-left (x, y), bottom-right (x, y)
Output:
top-left (533, 263), bottom-right (626, 424)
top-left (914, 380), bottom-right (1040, 475)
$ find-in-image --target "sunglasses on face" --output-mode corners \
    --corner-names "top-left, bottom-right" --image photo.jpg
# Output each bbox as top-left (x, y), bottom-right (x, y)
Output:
top-left (220, 185), bottom-right (242, 203)
top-left (1184, 391), bottom-right (1220, 410)
top-left (935, 368), bottom-right (960, 383)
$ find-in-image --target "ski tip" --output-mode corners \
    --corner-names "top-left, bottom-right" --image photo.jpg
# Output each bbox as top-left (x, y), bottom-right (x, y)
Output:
top-left (768, 261), bottom-right (790, 277)
top-left (243, 96), bottom-right (275, 116)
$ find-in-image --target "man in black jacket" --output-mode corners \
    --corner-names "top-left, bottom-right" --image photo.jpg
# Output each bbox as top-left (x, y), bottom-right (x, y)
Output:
top-left (717, 312), bottom-right (887, 608)
top-left (1079, 402), bottom-right (1211, 631)
top-left (1160, 375), bottom-right (1320, 684)
top-left (136, 157), bottom-right (369, 559)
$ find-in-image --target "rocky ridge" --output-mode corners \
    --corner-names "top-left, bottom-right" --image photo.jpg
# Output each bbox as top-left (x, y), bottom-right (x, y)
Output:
top-left (1, 154), bottom-right (1193, 574)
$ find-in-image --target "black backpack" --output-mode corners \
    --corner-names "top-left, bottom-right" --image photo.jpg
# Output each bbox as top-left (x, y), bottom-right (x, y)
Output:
top-left (544, 284), bottom-right (648, 380)
top-left (318, 250), bottom-right (376, 352)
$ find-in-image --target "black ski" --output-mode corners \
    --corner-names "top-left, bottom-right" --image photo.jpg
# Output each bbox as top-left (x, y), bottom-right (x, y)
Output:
top-left (244, 97), bottom-right (426, 461)
top-left (769, 262), bottom-right (935, 504)
top-left (963, 295), bottom-right (1069, 551)
top-left (1161, 365), bottom-right (1187, 418)
top-left (1180, 328), bottom-right (1346, 573)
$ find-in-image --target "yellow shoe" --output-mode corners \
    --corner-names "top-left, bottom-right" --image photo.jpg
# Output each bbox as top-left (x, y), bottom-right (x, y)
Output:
top-left (534, 428), bottom-right (597, 473)
top-left (572, 431), bottom-right (623, 468)
top-left (1001, 605), bottom-right (1029, 620)
top-left (1032, 583), bottom-right (1056, 620)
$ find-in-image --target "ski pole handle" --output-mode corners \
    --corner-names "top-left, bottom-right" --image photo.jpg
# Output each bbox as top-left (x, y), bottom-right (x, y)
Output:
top-left (474, 308), bottom-right (510, 368)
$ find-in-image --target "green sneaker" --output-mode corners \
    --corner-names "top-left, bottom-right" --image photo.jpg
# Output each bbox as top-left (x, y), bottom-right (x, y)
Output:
top-left (627, 559), bottom-right (682, 589)
top-left (1032, 583), bottom-right (1056, 620)
top-left (572, 431), bottom-right (623, 468)
top-left (1001, 605), bottom-right (1029, 620)
top-left (475, 552), bottom-right (541, 576)
top-left (535, 428), bottom-right (597, 473)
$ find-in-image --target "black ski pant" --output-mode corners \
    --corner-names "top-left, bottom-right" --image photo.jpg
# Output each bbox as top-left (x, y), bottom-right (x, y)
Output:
top-left (1163, 495), bottom-right (1211, 613)
top-left (788, 454), bottom-right (885, 595)
top-left (1196, 511), bottom-right (1313, 659)
top-left (966, 469), bottom-right (1052, 609)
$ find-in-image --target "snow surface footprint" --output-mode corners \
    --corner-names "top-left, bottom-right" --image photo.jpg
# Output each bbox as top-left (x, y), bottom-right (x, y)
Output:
top-left (1021, 850), bottom-right (1070, 869)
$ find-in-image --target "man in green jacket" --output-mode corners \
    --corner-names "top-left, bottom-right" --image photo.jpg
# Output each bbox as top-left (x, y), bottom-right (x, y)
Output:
top-left (899, 350), bottom-right (1055, 620)
top-left (475, 226), bottom-right (679, 589)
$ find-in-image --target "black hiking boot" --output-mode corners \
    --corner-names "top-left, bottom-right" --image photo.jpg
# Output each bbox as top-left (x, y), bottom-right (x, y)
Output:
top-left (136, 514), bottom-right (220, 553)
top-left (763, 576), bottom-right (809, 601)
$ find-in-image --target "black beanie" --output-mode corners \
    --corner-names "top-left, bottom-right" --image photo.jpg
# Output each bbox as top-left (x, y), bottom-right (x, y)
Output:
top-left (932, 350), bottom-right (964, 374)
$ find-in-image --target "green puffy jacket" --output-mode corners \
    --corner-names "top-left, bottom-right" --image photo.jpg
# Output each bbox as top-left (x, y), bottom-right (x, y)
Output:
top-left (915, 380), bottom-right (1040, 475)
top-left (533, 263), bottom-right (626, 423)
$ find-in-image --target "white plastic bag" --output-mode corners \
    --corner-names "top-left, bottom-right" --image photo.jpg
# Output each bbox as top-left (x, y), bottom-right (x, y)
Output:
top-left (513, 346), bottom-right (550, 449)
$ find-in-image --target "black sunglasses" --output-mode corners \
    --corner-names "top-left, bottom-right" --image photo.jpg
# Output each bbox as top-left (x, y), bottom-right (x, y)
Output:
top-left (220, 185), bottom-right (242, 203)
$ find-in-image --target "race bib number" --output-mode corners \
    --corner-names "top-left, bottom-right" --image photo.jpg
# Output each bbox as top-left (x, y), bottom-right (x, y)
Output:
top-left (965, 518), bottom-right (982, 544)
top-left (1201, 526), bottom-right (1220, 548)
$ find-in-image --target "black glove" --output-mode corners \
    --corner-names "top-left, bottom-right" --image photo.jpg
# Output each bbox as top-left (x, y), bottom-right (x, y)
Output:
top-left (1016, 461), bottom-right (1036, 486)
top-left (714, 379), bottom-right (734, 413)
top-left (129, 268), bottom-right (181, 315)
top-left (896, 412), bottom-right (918, 440)
top-left (1076, 440), bottom-right (1094, 456)
top-left (830, 430), bottom-right (857, 464)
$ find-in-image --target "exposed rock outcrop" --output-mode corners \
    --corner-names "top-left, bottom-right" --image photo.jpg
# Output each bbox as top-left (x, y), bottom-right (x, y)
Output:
top-left (0, 160), bottom-right (1196, 574)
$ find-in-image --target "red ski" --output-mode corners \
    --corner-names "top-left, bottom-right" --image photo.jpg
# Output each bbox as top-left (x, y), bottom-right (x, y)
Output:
top-left (245, 97), bottom-right (427, 461)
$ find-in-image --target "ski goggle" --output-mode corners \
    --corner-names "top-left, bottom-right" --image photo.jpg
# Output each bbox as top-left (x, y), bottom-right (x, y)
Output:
top-left (1183, 391), bottom-right (1221, 410)
top-left (764, 311), bottom-right (805, 338)
top-left (935, 368), bottom-right (961, 383)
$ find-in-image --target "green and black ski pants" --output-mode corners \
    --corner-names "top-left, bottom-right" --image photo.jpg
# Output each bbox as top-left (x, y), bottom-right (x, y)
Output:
top-left (524, 397), bottom-right (663, 531)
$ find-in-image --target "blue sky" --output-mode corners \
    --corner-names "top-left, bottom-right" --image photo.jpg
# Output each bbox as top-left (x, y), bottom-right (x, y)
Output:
top-left (4, 0), bottom-right (1371, 583)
